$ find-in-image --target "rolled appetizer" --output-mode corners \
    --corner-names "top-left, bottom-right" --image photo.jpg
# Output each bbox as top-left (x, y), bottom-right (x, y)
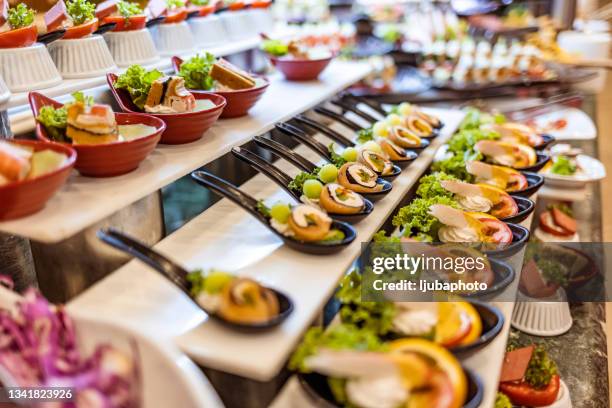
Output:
top-left (377, 138), bottom-right (414, 162)
top-left (394, 102), bottom-right (443, 129)
top-left (261, 201), bottom-right (345, 243)
top-left (0, 3), bottom-right (37, 48)
top-left (187, 269), bottom-right (280, 324)
top-left (499, 345), bottom-right (561, 407)
top-left (387, 125), bottom-right (424, 149)
top-left (429, 204), bottom-right (513, 244)
top-left (489, 122), bottom-right (544, 147)
top-left (177, 53), bottom-right (258, 91)
top-left (337, 162), bottom-right (383, 193)
top-left (357, 147), bottom-right (394, 177)
top-left (475, 140), bottom-right (537, 168)
top-left (466, 160), bottom-right (529, 192)
top-left (439, 179), bottom-right (519, 219)
top-left (96, 0), bottom-right (146, 31)
top-left (45, 0), bottom-right (99, 40)
top-left (0, 141), bottom-right (69, 186)
top-left (36, 92), bottom-right (159, 144)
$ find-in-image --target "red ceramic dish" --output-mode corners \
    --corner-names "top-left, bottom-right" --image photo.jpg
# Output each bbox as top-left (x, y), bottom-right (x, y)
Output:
top-left (103, 15), bottom-right (147, 31)
top-left (0, 25), bottom-right (38, 48)
top-left (63, 18), bottom-right (99, 40)
top-left (0, 140), bottom-right (76, 220)
top-left (171, 56), bottom-right (269, 118)
top-left (29, 92), bottom-right (165, 177)
top-left (106, 73), bottom-right (226, 144)
top-left (270, 55), bottom-right (333, 81)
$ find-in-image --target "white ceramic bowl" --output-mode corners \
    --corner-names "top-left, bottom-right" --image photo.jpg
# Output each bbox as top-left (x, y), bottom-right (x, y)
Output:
top-left (0, 43), bottom-right (62, 92)
top-left (220, 10), bottom-right (254, 41)
top-left (150, 21), bottom-right (195, 56)
top-left (104, 29), bottom-right (159, 67)
top-left (543, 154), bottom-right (606, 188)
top-left (188, 15), bottom-right (227, 47)
top-left (512, 289), bottom-right (573, 336)
top-left (48, 35), bottom-right (118, 79)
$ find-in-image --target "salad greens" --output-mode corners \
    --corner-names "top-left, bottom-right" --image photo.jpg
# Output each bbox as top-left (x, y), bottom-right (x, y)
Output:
top-left (7, 3), bottom-right (35, 29)
top-left (36, 92), bottom-right (92, 143)
top-left (524, 345), bottom-right (557, 389)
top-left (459, 107), bottom-right (505, 131)
top-left (328, 144), bottom-right (347, 168)
top-left (117, 0), bottom-right (143, 18)
top-left (288, 168), bottom-right (321, 193)
top-left (190, 0), bottom-right (210, 5)
top-left (550, 155), bottom-right (576, 175)
top-left (178, 53), bottom-right (216, 90)
top-left (66, 0), bottom-right (96, 25)
top-left (355, 127), bottom-right (374, 144)
top-left (256, 200), bottom-right (271, 218)
top-left (416, 172), bottom-right (458, 200)
top-left (431, 154), bottom-right (474, 182)
top-left (289, 324), bottom-right (386, 372)
top-left (114, 65), bottom-right (164, 110)
top-left (261, 39), bottom-right (289, 57)
top-left (536, 258), bottom-right (568, 287)
top-left (446, 127), bottom-right (499, 157)
top-left (495, 392), bottom-right (512, 408)
top-left (166, 0), bottom-right (186, 9)
top-left (392, 196), bottom-right (458, 240)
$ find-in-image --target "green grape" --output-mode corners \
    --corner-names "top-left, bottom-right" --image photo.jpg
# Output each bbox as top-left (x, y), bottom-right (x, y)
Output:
top-left (270, 202), bottom-right (291, 223)
top-left (303, 179), bottom-right (323, 199)
top-left (398, 102), bottom-right (413, 116)
top-left (203, 271), bottom-right (234, 294)
top-left (342, 147), bottom-right (358, 162)
top-left (362, 141), bottom-right (383, 154)
top-left (318, 163), bottom-right (339, 183)
top-left (372, 121), bottom-right (389, 137)
top-left (386, 113), bottom-right (403, 126)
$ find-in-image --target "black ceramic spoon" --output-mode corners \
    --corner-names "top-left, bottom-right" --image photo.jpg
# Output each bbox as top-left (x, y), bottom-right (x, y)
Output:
top-left (231, 147), bottom-right (374, 224)
top-left (145, 16), bottom-right (167, 28)
top-left (253, 135), bottom-right (392, 202)
top-left (313, 106), bottom-right (363, 132)
top-left (275, 122), bottom-right (402, 182)
top-left (93, 22), bottom-right (117, 35)
top-left (330, 99), bottom-right (378, 124)
top-left (190, 171), bottom-right (357, 255)
top-left (37, 29), bottom-right (66, 45)
top-left (345, 94), bottom-right (387, 116)
top-left (97, 228), bottom-right (294, 332)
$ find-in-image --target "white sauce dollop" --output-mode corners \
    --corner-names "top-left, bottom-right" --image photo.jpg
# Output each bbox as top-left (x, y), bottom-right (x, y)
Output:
top-left (457, 195), bottom-right (493, 213)
top-left (438, 226), bottom-right (480, 243)
top-left (346, 374), bottom-right (408, 408)
top-left (392, 305), bottom-right (438, 336)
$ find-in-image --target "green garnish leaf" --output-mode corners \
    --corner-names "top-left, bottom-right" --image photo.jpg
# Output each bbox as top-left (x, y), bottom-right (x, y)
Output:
top-left (178, 53), bottom-right (216, 91)
top-left (166, 0), bottom-right (186, 9)
top-left (256, 200), bottom-right (271, 218)
top-left (356, 127), bottom-right (374, 144)
top-left (114, 65), bottom-right (164, 110)
top-left (71, 91), bottom-right (94, 106)
top-left (495, 392), bottom-right (512, 408)
top-left (186, 269), bottom-right (235, 296)
top-left (117, 0), bottom-right (143, 18)
top-left (288, 168), bottom-right (320, 193)
top-left (66, 0), bottom-right (96, 26)
top-left (261, 39), bottom-right (289, 57)
top-left (392, 196), bottom-right (459, 240)
top-left (7, 3), bottom-right (35, 29)
top-left (190, 0), bottom-right (210, 5)
top-left (416, 172), bottom-right (458, 200)
top-left (430, 153), bottom-right (475, 182)
top-left (37, 105), bottom-right (68, 143)
top-left (328, 143), bottom-right (347, 168)
top-left (525, 345), bottom-right (557, 389)
top-left (550, 155), bottom-right (576, 176)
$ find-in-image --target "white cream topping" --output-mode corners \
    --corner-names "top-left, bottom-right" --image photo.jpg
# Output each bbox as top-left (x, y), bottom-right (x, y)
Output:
top-left (456, 195), bottom-right (493, 213)
top-left (438, 226), bottom-right (480, 243)
top-left (346, 374), bottom-right (408, 408)
top-left (392, 304), bottom-right (438, 336)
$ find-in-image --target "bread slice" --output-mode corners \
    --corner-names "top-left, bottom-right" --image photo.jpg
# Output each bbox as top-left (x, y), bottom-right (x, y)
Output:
top-left (209, 59), bottom-right (256, 90)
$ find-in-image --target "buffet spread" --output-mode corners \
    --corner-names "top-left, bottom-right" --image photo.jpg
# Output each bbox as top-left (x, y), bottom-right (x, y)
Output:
top-left (0, 1), bottom-right (608, 408)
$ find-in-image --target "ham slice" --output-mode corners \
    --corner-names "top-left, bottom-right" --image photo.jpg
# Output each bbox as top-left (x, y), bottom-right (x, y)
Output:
top-left (500, 345), bottom-right (534, 383)
top-left (45, 0), bottom-right (70, 32)
top-left (551, 207), bottom-right (577, 234)
top-left (95, 0), bottom-right (119, 19)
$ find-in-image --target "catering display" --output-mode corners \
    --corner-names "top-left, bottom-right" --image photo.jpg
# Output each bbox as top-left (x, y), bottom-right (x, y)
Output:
top-left (148, 0), bottom-right (195, 56)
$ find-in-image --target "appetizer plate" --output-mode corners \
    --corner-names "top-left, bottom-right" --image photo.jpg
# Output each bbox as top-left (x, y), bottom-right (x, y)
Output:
top-left (509, 172), bottom-right (545, 198)
top-left (48, 34), bottom-right (117, 79)
top-left (514, 152), bottom-right (551, 173)
top-left (500, 196), bottom-right (535, 224)
top-left (0, 43), bottom-right (62, 92)
top-left (29, 92), bottom-right (165, 177)
top-left (542, 154), bottom-right (606, 188)
top-left (0, 140), bottom-right (76, 220)
top-left (270, 55), bottom-right (334, 81)
top-left (104, 29), bottom-right (160, 67)
top-left (530, 106), bottom-right (596, 141)
top-left (297, 368), bottom-right (483, 408)
top-left (172, 57), bottom-right (270, 118)
top-left (107, 73), bottom-right (226, 144)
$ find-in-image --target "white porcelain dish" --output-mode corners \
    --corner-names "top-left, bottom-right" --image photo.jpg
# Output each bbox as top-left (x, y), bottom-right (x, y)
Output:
top-left (150, 21), bottom-right (195, 56)
top-left (48, 35), bottom-right (117, 79)
top-left (543, 154), bottom-right (606, 188)
top-left (531, 107), bottom-right (597, 140)
top-left (220, 10), bottom-right (254, 41)
top-left (188, 15), bottom-right (228, 47)
top-left (0, 43), bottom-right (62, 92)
top-left (247, 8), bottom-right (274, 34)
top-left (104, 29), bottom-right (160, 67)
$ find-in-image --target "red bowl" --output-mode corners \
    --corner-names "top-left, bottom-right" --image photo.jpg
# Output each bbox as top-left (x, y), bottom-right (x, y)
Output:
top-left (0, 140), bottom-right (76, 220)
top-left (171, 56), bottom-right (269, 118)
top-left (29, 92), bottom-right (165, 177)
top-left (270, 55), bottom-right (333, 81)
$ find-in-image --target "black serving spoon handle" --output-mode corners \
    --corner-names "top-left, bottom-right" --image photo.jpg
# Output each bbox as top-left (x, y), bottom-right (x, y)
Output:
top-left (37, 29), bottom-right (66, 45)
top-left (275, 123), bottom-right (332, 161)
top-left (146, 16), bottom-right (166, 28)
top-left (93, 22), bottom-right (117, 35)
top-left (313, 107), bottom-right (362, 132)
top-left (330, 99), bottom-right (378, 124)
top-left (346, 95), bottom-right (387, 117)
top-left (253, 135), bottom-right (318, 173)
top-left (294, 115), bottom-right (354, 147)
top-left (97, 228), bottom-right (191, 296)
top-left (231, 147), bottom-right (299, 200)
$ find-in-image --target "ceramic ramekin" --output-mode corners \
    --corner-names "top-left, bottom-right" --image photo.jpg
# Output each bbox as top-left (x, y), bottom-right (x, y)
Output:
top-left (103, 29), bottom-right (159, 67)
top-left (511, 289), bottom-right (573, 336)
top-left (48, 35), bottom-right (117, 79)
top-left (188, 15), bottom-right (227, 47)
top-left (0, 43), bottom-right (62, 92)
top-left (219, 10), bottom-right (254, 41)
top-left (150, 22), bottom-right (195, 56)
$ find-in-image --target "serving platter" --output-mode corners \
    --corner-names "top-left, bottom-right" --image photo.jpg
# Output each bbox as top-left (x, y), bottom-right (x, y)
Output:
top-left (68, 107), bottom-right (466, 381)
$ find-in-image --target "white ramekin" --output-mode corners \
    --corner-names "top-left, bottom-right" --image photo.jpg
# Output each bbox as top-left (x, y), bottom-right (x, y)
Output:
top-left (150, 21), bottom-right (195, 56)
top-left (248, 8), bottom-right (274, 34)
top-left (0, 43), bottom-right (62, 92)
top-left (219, 10), bottom-right (254, 41)
top-left (188, 15), bottom-right (227, 47)
top-left (48, 35), bottom-right (118, 79)
top-left (104, 29), bottom-right (160, 67)
top-left (512, 289), bottom-right (573, 336)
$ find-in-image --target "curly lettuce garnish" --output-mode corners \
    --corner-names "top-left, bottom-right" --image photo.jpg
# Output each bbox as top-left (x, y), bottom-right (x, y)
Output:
top-left (186, 269), bottom-right (234, 297)
top-left (355, 127), bottom-right (374, 144)
top-left (392, 196), bottom-right (459, 240)
top-left (117, 0), bottom-right (143, 18)
top-left (166, 0), bottom-right (186, 9)
top-left (178, 53), bottom-right (216, 90)
top-left (430, 153), bottom-right (475, 182)
top-left (7, 3), bottom-right (35, 29)
top-left (114, 65), bottom-right (164, 110)
top-left (416, 172), bottom-right (458, 200)
top-left (36, 92), bottom-right (93, 143)
top-left (446, 128), bottom-right (499, 156)
top-left (66, 0), bottom-right (96, 26)
top-left (288, 168), bottom-right (321, 193)
top-left (328, 143), bottom-right (347, 168)
top-left (550, 155), bottom-right (576, 176)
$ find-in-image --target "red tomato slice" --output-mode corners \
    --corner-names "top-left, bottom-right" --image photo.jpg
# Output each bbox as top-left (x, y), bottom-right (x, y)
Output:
top-left (539, 211), bottom-right (573, 237)
top-left (229, 1), bottom-right (245, 10)
top-left (163, 9), bottom-right (187, 24)
top-left (103, 15), bottom-right (147, 31)
top-left (0, 25), bottom-right (37, 48)
top-left (196, 4), bottom-right (215, 16)
top-left (478, 218), bottom-right (513, 244)
top-left (252, 0), bottom-right (272, 8)
top-left (63, 18), bottom-right (99, 39)
top-left (506, 172), bottom-right (528, 192)
top-left (491, 194), bottom-right (519, 219)
top-left (500, 375), bottom-right (561, 407)
top-left (551, 207), bottom-right (577, 234)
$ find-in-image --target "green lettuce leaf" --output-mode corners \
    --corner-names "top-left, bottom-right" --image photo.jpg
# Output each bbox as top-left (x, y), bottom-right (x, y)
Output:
top-left (178, 53), bottom-right (216, 90)
top-left (114, 65), bottom-right (164, 110)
